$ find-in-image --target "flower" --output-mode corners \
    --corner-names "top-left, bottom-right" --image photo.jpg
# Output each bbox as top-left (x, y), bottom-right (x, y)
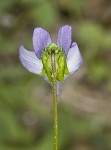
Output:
top-left (19, 25), bottom-right (83, 95)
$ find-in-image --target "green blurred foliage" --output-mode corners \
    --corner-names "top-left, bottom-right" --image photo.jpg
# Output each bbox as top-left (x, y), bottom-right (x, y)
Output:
top-left (0, 0), bottom-right (111, 149)
top-left (77, 22), bottom-right (111, 87)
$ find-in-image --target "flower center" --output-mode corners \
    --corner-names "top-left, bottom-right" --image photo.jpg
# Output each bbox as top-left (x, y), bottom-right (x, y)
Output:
top-left (41, 43), bottom-right (70, 82)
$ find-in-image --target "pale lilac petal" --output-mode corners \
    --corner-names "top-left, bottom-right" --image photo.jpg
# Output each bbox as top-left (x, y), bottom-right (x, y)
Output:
top-left (43, 75), bottom-right (50, 84)
top-left (43, 75), bottom-right (62, 95)
top-left (57, 81), bottom-right (62, 95)
top-left (57, 25), bottom-right (72, 55)
top-left (19, 45), bottom-right (43, 74)
top-left (67, 42), bottom-right (83, 74)
top-left (33, 27), bottom-right (52, 59)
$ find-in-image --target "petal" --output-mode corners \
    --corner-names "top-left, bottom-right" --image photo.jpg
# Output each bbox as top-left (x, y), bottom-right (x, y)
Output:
top-left (19, 45), bottom-right (43, 75)
top-left (33, 27), bottom-right (52, 59)
top-left (57, 25), bottom-right (72, 55)
top-left (43, 76), bottom-right (62, 95)
top-left (43, 75), bottom-right (62, 96)
top-left (43, 75), bottom-right (50, 84)
top-left (57, 81), bottom-right (62, 95)
top-left (67, 42), bottom-right (83, 74)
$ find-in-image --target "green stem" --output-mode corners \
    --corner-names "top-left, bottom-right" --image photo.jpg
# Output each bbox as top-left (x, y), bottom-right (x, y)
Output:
top-left (51, 50), bottom-right (58, 150)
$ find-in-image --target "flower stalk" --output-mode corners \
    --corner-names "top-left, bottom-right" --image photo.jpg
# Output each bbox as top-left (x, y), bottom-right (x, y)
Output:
top-left (51, 50), bottom-right (58, 150)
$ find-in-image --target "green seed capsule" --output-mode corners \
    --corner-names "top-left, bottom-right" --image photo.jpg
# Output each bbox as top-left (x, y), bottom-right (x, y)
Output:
top-left (41, 43), bottom-right (70, 82)
top-left (56, 53), bottom-right (65, 81)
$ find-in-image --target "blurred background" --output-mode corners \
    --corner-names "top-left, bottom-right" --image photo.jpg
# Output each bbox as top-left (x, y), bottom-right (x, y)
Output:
top-left (0, 0), bottom-right (111, 149)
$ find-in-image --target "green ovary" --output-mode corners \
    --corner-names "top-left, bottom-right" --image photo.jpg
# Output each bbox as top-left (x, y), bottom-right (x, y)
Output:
top-left (41, 43), bottom-right (70, 82)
